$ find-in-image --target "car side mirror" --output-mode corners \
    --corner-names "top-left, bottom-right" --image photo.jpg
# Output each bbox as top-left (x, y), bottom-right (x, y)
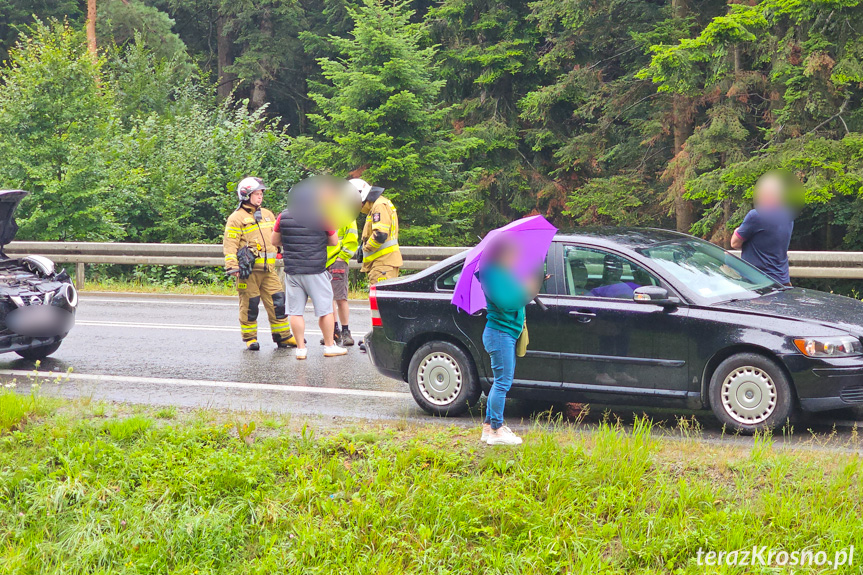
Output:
top-left (633, 286), bottom-right (680, 306)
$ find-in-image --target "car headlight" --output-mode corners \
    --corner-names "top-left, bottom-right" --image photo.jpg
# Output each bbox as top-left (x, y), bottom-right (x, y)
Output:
top-left (793, 336), bottom-right (862, 357)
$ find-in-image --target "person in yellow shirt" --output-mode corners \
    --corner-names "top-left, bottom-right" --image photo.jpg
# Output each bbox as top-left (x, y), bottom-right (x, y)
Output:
top-left (350, 178), bottom-right (402, 285)
top-left (321, 219), bottom-right (359, 345)
top-left (223, 177), bottom-right (293, 350)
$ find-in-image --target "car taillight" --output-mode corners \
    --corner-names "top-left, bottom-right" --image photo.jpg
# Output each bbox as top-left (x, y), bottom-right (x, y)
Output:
top-left (370, 285), bottom-right (382, 327)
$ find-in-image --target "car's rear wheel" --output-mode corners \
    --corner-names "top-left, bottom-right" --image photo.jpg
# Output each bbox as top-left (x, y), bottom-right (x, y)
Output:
top-left (408, 341), bottom-right (481, 416)
top-left (708, 352), bottom-right (794, 434)
top-left (16, 341), bottom-right (62, 361)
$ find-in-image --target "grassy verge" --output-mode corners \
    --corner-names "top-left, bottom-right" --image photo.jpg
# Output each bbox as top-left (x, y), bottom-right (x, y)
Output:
top-left (1, 396), bottom-right (861, 574)
top-left (83, 279), bottom-right (369, 300)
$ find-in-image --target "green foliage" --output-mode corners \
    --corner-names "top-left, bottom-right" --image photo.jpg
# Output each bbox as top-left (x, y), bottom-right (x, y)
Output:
top-left (0, 20), bottom-right (300, 246)
top-left (0, 21), bottom-right (122, 241)
top-left (295, 0), bottom-right (480, 244)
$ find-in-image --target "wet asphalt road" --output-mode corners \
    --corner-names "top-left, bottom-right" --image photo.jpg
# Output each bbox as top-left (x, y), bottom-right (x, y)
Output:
top-left (2, 293), bottom-right (863, 444)
top-left (0, 293), bottom-right (432, 421)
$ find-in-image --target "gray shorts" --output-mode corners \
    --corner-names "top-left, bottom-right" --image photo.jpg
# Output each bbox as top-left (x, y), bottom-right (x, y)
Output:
top-left (328, 259), bottom-right (349, 301)
top-left (286, 272), bottom-right (334, 317)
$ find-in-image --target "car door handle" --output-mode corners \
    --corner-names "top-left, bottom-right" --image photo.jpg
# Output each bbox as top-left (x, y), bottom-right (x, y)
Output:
top-left (569, 310), bottom-right (596, 322)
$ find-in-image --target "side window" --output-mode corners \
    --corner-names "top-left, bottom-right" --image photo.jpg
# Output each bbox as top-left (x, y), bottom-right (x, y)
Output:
top-left (562, 246), bottom-right (659, 299)
top-left (436, 258), bottom-right (553, 294)
top-left (436, 265), bottom-right (461, 291)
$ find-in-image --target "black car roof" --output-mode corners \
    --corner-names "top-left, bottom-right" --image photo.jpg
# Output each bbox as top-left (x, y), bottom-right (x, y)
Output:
top-left (553, 227), bottom-right (691, 249)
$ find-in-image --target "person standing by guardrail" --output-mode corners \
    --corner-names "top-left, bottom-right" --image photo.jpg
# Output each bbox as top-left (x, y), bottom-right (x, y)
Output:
top-left (223, 177), bottom-right (293, 351)
top-left (271, 183), bottom-right (347, 360)
top-left (320, 217), bottom-right (359, 346)
top-left (731, 171), bottom-right (797, 287)
top-left (350, 178), bottom-right (402, 285)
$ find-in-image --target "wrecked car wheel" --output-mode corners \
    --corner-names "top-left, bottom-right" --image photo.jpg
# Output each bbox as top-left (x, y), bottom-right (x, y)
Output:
top-left (16, 341), bottom-right (62, 360)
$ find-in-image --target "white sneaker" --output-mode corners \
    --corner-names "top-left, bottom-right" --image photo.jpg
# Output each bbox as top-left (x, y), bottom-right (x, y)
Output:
top-left (486, 425), bottom-right (522, 446)
top-left (481, 423), bottom-right (491, 443)
top-left (296, 348), bottom-right (307, 360)
top-left (323, 345), bottom-right (347, 357)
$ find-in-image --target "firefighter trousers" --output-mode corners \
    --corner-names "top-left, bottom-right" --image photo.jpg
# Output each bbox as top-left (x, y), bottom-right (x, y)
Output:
top-left (367, 264), bottom-right (400, 286)
top-left (237, 270), bottom-right (291, 343)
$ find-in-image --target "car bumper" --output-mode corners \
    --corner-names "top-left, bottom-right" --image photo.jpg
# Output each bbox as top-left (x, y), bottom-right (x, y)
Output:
top-left (364, 327), bottom-right (406, 382)
top-left (781, 354), bottom-right (863, 412)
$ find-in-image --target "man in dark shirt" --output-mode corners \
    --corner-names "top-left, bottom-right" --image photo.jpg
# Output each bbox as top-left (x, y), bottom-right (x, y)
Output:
top-left (730, 173), bottom-right (795, 286)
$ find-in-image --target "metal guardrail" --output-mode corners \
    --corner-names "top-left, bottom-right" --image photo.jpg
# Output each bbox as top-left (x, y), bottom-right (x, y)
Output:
top-left (3, 242), bottom-right (469, 287)
top-left (3, 241), bottom-right (862, 288)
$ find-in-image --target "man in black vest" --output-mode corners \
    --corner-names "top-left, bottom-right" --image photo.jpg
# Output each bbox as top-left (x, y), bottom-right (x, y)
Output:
top-left (271, 210), bottom-right (347, 359)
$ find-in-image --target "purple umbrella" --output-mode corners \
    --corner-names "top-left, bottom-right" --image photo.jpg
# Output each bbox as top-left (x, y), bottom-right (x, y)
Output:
top-left (452, 215), bottom-right (557, 314)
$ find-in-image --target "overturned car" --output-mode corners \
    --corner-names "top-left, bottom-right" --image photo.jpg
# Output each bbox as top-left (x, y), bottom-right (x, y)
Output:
top-left (0, 190), bottom-right (76, 360)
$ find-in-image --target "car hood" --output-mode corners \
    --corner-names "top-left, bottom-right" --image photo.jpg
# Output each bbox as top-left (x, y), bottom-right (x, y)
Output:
top-left (714, 288), bottom-right (863, 336)
top-left (0, 190), bottom-right (27, 247)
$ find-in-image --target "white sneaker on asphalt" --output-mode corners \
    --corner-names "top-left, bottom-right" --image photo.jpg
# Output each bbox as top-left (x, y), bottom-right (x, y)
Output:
top-left (323, 345), bottom-right (347, 357)
top-left (296, 348), bottom-right (307, 360)
top-left (481, 423), bottom-right (491, 443)
top-left (486, 425), bottom-right (522, 446)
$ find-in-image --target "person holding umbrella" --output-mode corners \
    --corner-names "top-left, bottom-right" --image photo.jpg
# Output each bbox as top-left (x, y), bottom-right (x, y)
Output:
top-left (451, 216), bottom-right (556, 446)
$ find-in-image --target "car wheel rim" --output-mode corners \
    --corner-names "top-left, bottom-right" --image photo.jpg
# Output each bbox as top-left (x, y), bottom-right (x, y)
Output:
top-left (417, 352), bottom-right (463, 406)
top-left (721, 366), bottom-right (778, 425)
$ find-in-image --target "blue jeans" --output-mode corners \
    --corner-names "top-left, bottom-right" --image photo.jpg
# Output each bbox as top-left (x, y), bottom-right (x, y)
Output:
top-left (482, 326), bottom-right (517, 430)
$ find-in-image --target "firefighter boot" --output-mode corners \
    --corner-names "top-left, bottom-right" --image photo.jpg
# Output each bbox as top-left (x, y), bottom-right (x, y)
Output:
top-left (246, 340), bottom-right (260, 351)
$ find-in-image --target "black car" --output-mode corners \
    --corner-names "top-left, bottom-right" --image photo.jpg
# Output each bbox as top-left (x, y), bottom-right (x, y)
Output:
top-left (366, 228), bottom-right (863, 433)
top-left (0, 190), bottom-right (77, 360)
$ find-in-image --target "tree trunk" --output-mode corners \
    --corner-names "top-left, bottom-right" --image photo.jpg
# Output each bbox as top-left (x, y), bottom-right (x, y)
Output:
top-left (671, 0), bottom-right (695, 233)
top-left (216, 15), bottom-right (237, 100)
top-left (249, 8), bottom-right (273, 110)
top-left (86, 0), bottom-right (97, 56)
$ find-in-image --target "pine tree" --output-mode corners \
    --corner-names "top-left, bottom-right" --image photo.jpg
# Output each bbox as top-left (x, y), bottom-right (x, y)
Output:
top-left (294, 0), bottom-right (478, 244)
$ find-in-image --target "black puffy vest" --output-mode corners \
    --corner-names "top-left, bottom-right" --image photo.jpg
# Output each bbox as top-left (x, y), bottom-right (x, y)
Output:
top-left (277, 210), bottom-right (328, 275)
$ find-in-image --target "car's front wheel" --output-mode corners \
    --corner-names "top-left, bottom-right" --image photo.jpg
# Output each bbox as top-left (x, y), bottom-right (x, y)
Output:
top-left (709, 352), bottom-right (794, 434)
top-left (16, 341), bottom-right (62, 361)
top-left (408, 341), bottom-right (481, 416)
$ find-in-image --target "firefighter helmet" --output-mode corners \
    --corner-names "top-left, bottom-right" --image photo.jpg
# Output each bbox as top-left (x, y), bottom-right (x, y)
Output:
top-left (237, 177), bottom-right (267, 203)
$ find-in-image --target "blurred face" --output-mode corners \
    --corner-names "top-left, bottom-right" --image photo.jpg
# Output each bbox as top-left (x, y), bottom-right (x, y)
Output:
top-left (248, 190), bottom-right (264, 207)
top-left (754, 174), bottom-right (783, 209)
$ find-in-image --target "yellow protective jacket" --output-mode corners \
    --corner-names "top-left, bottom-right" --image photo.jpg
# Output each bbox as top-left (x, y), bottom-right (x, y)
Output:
top-left (223, 204), bottom-right (279, 273)
top-left (326, 220), bottom-right (359, 268)
top-left (361, 196), bottom-right (402, 272)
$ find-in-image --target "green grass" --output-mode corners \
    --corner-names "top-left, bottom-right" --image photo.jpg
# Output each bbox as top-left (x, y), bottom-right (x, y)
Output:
top-left (1, 403), bottom-right (862, 574)
top-left (83, 279), bottom-right (369, 300)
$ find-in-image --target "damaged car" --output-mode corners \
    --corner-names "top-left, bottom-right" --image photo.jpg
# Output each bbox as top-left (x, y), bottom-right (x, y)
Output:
top-left (0, 190), bottom-right (76, 360)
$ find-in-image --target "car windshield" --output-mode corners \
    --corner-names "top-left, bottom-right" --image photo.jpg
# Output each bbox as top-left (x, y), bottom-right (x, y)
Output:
top-left (637, 239), bottom-right (781, 303)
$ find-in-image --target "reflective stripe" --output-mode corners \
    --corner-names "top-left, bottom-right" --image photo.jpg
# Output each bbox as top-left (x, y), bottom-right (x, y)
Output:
top-left (363, 238), bottom-right (399, 262)
top-left (226, 226), bottom-right (242, 232)
top-left (254, 258), bottom-right (277, 265)
top-left (241, 326), bottom-right (257, 332)
top-left (225, 254), bottom-right (238, 261)
top-left (241, 222), bottom-right (274, 233)
top-left (371, 223), bottom-right (391, 233)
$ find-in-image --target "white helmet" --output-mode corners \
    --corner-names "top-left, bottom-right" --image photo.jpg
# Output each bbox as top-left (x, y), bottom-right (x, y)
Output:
top-left (237, 177), bottom-right (267, 203)
top-left (349, 178), bottom-right (384, 203)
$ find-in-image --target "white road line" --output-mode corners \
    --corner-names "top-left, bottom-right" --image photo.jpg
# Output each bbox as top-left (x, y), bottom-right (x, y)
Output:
top-left (75, 320), bottom-right (335, 335)
top-left (0, 370), bottom-right (408, 399)
top-left (82, 297), bottom-right (369, 312)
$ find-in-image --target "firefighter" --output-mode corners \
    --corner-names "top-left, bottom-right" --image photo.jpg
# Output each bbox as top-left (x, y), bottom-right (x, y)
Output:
top-left (350, 178), bottom-right (402, 285)
top-left (223, 177), bottom-right (293, 350)
top-left (320, 218), bottom-right (359, 346)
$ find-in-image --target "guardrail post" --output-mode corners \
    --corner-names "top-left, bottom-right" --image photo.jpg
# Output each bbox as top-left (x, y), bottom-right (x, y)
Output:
top-left (75, 262), bottom-right (85, 290)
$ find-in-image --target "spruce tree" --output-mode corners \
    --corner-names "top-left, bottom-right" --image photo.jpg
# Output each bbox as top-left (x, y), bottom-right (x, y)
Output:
top-left (294, 0), bottom-right (478, 244)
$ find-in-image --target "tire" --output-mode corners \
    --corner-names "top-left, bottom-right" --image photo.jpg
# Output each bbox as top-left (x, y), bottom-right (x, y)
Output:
top-left (408, 341), bottom-right (481, 416)
top-left (708, 352), bottom-right (794, 434)
top-left (16, 341), bottom-right (62, 361)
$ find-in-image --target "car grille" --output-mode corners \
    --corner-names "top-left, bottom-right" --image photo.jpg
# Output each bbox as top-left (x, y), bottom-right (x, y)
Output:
top-left (840, 384), bottom-right (863, 404)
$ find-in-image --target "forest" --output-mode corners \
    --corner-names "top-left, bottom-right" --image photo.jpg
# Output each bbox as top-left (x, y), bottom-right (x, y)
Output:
top-left (0, 0), bottom-right (861, 251)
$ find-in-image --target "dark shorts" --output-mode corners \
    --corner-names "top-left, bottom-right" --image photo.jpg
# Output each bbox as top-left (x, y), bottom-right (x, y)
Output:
top-left (328, 259), bottom-right (349, 301)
